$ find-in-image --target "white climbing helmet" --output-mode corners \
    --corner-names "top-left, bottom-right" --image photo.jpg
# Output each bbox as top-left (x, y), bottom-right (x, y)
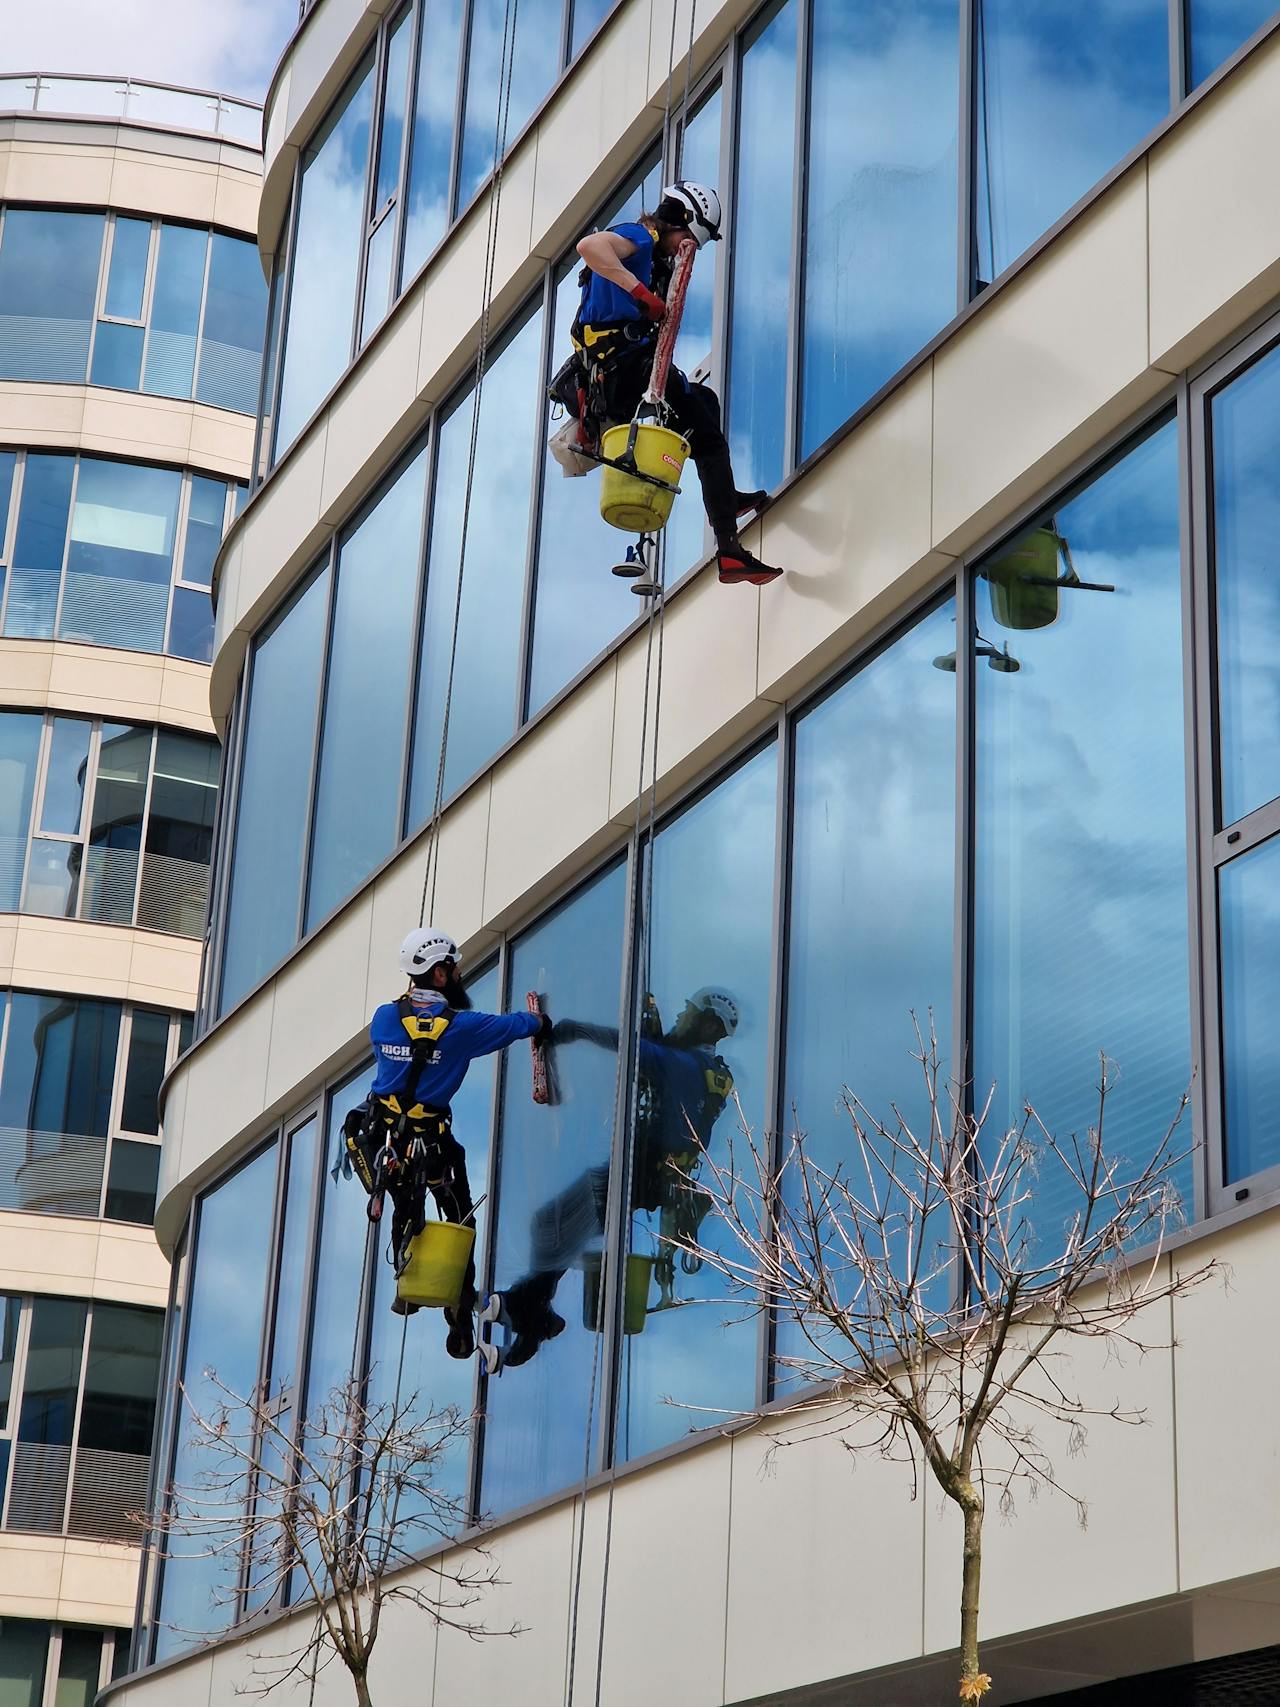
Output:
top-left (659, 181), bottom-right (722, 248)
top-left (398, 926), bottom-right (458, 978)
top-left (689, 986), bottom-right (739, 1036)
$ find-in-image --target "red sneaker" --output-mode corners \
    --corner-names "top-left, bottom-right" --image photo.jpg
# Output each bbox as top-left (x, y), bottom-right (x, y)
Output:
top-left (717, 545), bottom-right (783, 586)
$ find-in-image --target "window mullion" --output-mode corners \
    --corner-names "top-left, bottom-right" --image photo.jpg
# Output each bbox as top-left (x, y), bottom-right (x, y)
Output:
top-left (131, 726), bottom-right (160, 927)
top-left (60, 1299), bottom-right (95, 1536)
top-left (190, 228), bottom-right (215, 402)
top-left (0, 1297), bottom-right (34, 1529)
top-left (18, 714), bottom-right (56, 911)
top-left (49, 454), bottom-right (80, 643)
top-left (73, 720), bottom-right (103, 923)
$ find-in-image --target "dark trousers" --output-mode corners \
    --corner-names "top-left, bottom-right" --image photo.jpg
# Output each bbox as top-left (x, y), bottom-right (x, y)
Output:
top-left (389, 1129), bottom-right (478, 1320)
top-left (601, 352), bottom-right (739, 544)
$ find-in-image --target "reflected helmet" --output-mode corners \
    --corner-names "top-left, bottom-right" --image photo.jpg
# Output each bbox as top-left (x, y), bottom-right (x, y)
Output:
top-left (689, 986), bottom-right (739, 1035)
top-left (657, 181), bottom-right (722, 247)
top-left (399, 926), bottom-right (459, 978)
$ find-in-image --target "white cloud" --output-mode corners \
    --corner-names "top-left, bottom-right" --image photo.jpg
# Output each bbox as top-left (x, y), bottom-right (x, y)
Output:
top-left (6, 0), bottom-right (300, 105)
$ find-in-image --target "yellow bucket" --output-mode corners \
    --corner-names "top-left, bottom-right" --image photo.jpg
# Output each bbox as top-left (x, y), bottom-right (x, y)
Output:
top-left (580, 1251), bottom-right (654, 1336)
top-left (396, 1221), bottom-right (475, 1310)
top-left (598, 422), bottom-right (689, 534)
top-left (983, 527), bottom-right (1062, 630)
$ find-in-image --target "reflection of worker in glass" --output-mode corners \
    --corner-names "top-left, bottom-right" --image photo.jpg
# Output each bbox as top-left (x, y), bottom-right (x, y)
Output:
top-left (485, 988), bottom-right (737, 1369)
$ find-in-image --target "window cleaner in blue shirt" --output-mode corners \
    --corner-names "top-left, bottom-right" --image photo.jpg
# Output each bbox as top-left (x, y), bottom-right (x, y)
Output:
top-left (553, 180), bottom-right (783, 587)
top-left (344, 926), bottom-right (550, 1360)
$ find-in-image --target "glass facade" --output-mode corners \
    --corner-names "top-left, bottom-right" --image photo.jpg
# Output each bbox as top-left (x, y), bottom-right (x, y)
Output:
top-left (0, 1293), bottom-right (161, 1541)
top-left (1204, 333), bottom-right (1280, 1188)
top-left (0, 208), bottom-right (265, 412)
top-left (974, 420), bottom-right (1193, 1232)
top-left (0, 451), bottom-right (242, 663)
top-left (0, 710), bottom-right (218, 937)
top-left (0, 989), bottom-right (181, 1224)
top-left (0, 1622), bottom-right (127, 1706)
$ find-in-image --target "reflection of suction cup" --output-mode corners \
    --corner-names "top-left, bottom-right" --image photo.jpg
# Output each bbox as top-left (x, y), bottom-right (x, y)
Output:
top-left (932, 651), bottom-right (958, 672)
top-left (930, 638), bottom-right (1020, 674)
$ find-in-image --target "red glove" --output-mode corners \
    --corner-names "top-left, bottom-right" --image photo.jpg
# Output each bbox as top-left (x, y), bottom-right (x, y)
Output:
top-left (630, 282), bottom-right (667, 321)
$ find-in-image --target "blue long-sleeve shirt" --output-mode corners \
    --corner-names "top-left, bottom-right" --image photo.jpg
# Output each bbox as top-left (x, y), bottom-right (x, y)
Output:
top-left (578, 221), bottom-right (656, 326)
top-left (369, 990), bottom-right (541, 1114)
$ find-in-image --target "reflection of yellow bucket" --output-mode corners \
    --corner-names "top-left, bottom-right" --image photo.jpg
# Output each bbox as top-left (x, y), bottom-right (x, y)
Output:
top-left (983, 527), bottom-right (1062, 630)
top-left (396, 1222), bottom-right (475, 1310)
top-left (599, 422), bottom-right (689, 533)
top-left (580, 1251), bottom-right (654, 1335)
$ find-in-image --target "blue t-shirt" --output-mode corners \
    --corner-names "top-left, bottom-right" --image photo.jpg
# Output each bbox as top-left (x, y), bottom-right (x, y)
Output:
top-left (369, 989), bottom-right (540, 1113)
top-left (578, 221), bottom-right (656, 327)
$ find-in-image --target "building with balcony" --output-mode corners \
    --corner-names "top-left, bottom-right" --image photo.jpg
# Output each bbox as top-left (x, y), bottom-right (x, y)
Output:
top-left (108, 0), bottom-right (1280, 1701)
top-left (0, 73), bottom-right (264, 1706)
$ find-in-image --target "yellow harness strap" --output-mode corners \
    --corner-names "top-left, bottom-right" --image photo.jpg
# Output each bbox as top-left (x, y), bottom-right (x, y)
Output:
top-left (377, 1009), bottom-right (451, 1122)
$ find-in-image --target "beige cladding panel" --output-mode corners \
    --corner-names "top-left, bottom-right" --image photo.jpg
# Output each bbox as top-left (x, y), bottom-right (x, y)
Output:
top-left (158, 991), bottom-right (273, 1220)
top-left (0, 1532), bottom-right (137, 1627)
top-left (0, 637), bottom-right (216, 734)
top-left (261, 890), bottom-right (375, 1108)
top-left (0, 1213), bottom-right (165, 1304)
top-left (319, 293), bottom-right (427, 521)
top-left (0, 1534), bottom-right (66, 1622)
top-left (0, 128), bottom-right (260, 229)
top-left (931, 166), bottom-right (1162, 556)
top-left (0, 140), bottom-right (116, 207)
top-left (0, 915), bottom-right (199, 1008)
top-left (0, 384), bottom-right (252, 483)
top-left (107, 151), bottom-right (220, 225)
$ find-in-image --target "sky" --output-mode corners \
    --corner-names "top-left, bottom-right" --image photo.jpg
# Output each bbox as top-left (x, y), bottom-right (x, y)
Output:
top-left (6, 0), bottom-right (301, 105)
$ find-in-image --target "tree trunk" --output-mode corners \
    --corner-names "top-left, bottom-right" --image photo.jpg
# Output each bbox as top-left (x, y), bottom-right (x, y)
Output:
top-left (353, 1671), bottom-right (374, 1707)
top-left (958, 1492), bottom-right (990, 1698)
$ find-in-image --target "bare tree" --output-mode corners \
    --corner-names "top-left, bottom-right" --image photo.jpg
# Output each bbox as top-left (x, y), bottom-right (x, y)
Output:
top-left (141, 1373), bottom-right (514, 1704)
top-left (677, 1026), bottom-right (1219, 1701)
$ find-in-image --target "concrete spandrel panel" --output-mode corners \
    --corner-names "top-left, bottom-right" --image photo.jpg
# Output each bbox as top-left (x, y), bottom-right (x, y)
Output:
top-left (0, 140), bottom-right (116, 208)
top-left (363, 777), bottom-right (495, 1022)
top-left (1149, 33), bottom-right (1280, 373)
top-left (432, 1500), bottom-right (578, 1705)
top-left (724, 1408), bottom-right (926, 1699)
top-left (0, 380), bottom-right (88, 444)
top-left (932, 166), bottom-right (1162, 557)
top-left (280, 0), bottom-right (374, 146)
top-left (754, 364), bottom-right (947, 703)
top-left (211, 168), bottom-right (263, 238)
top-left (94, 1226), bottom-right (170, 1303)
top-left (9, 915), bottom-right (135, 998)
top-left (571, 1444), bottom-right (732, 1707)
top-left (158, 661), bottom-right (217, 732)
top-left (921, 1298), bottom-right (1179, 1655)
top-left (107, 151), bottom-right (220, 225)
top-left (319, 297), bottom-right (427, 521)
top-left (108, 1655), bottom-right (214, 1707)
top-left (1175, 1212), bottom-right (1280, 1591)
top-left (55, 1537), bottom-right (140, 1625)
top-left (263, 890), bottom-right (375, 1108)
top-left (0, 1531), bottom-right (65, 1619)
top-left (484, 662), bottom-right (618, 925)
top-left (0, 1214), bottom-right (99, 1294)
top-left (128, 935), bottom-right (203, 1008)
top-left (225, 425), bottom-right (327, 648)
top-left (162, 988), bottom-right (273, 1210)
top-left (79, 391), bottom-right (197, 463)
top-left (186, 404), bottom-right (256, 475)
top-left (609, 563), bottom-right (765, 827)
top-left (0, 637), bottom-right (54, 704)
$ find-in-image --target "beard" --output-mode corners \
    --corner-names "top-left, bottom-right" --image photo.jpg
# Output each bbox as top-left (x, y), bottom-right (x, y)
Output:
top-left (441, 971), bottom-right (472, 1010)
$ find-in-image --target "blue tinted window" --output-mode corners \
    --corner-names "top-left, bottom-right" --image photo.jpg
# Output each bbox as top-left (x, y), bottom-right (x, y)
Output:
top-left (180, 475), bottom-right (227, 588)
top-left (8, 455), bottom-right (74, 639)
top-left (120, 1010), bottom-right (169, 1135)
top-left (307, 446), bottom-right (428, 928)
top-left (481, 862), bottom-right (626, 1512)
top-left (0, 1618), bottom-right (46, 1703)
top-left (571, 0), bottom-right (612, 52)
top-left (268, 1117), bottom-right (319, 1401)
top-left (196, 234), bottom-right (268, 414)
top-left (457, 0), bottom-right (560, 212)
top-left (156, 1142), bottom-right (277, 1656)
top-left (408, 305), bottom-right (543, 815)
top-left (0, 714), bottom-right (42, 911)
top-left (373, 7), bottom-right (413, 215)
top-left (528, 160), bottom-right (661, 715)
top-left (104, 216), bottom-right (152, 319)
top-left (1189, 0), bottom-right (1274, 85)
top-left (0, 449), bottom-right (15, 550)
top-left (143, 224), bottom-right (208, 399)
top-left (617, 745), bottom-right (776, 1460)
top-left (974, 422), bottom-right (1191, 1234)
top-left (802, 0), bottom-right (958, 457)
top-left (90, 320), bottom-right (145, 390)
top-left (40, 716), bottom-right (91, 835)
top-left (302, 1098), bottom-right (369, 1422)
top-left (1220, 836), bottom-right (1280, 1182)
top-left (276, 58), bottom-right (375, 455)
top-left (18, 1297), bottom-right (87, 1448)
top-left (104, 1137), bottom-right (161, 1223)
top-left (781, 601), bottom-right (956, 1372)
top-left (0, 208), bottom-right (103, 382)
top-left (728, 0), bottom-right (798, 495)
top-left (83, 724), bottom-right (149, 928)
top-left (401, 0), bottom-right (464, 281)
top-left (220, 567), bottom-right (329, 1013)
top-left (166, 586), bottom-right (213, 664)
top-left (975, 0), bottom-right (1167, 284)
top-left (1210, 341), bottom-right (1280, 827)
top-left (62, 458), bottom-right (180, 652)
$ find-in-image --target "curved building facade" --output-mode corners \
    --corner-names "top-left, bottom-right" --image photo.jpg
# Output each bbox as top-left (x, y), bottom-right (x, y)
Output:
top-left (0, 75), bottom-right (263, 1705)
top-left (112, 0), bottom-right (1280, 1701)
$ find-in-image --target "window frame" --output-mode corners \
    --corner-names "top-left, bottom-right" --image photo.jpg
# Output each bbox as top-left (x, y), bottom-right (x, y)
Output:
top-left (1187, 308), bottom-right (1280, 1214)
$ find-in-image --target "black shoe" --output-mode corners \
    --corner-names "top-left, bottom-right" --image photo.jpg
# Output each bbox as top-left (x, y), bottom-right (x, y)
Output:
top-left (717, 542), bottom-right (783, 586)
top-left (734, 489), bottom-right (770, 520)
top-left (444, 1309), bottom-right (475, 1360)
top-left (499, 1308), bottom-right (567, 1370)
